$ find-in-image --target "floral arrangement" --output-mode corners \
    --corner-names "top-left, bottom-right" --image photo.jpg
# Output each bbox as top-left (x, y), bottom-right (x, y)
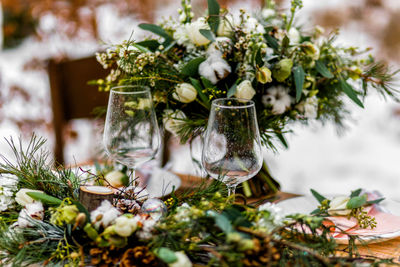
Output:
top-left (95, 0), bottom-right (398, 150)
top-left (0, 136), bottom-right (395, 266)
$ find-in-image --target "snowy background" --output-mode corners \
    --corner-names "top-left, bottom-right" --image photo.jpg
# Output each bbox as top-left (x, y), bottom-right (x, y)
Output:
top-left (0, 0), bottom-right (399, 199)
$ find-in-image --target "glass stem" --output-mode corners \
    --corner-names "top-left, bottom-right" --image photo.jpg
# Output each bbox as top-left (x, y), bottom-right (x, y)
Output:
top-left (227, 184), bottom-right (237, 198)
top-left (129, 168), bottom-right (136, 187)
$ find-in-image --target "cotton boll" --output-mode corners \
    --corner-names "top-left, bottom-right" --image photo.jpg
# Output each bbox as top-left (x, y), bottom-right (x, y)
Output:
top-left (198, 54), bottom-right (231, 84)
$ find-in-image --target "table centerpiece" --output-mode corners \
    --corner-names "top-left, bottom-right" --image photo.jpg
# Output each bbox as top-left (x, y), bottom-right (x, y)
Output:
top-left (93, 0), bottom-right (399, 197)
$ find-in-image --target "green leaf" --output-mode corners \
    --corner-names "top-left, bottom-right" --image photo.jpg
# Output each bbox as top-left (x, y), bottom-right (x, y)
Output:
top-left (339, 78), bottom-right (364, 108)
top-left (227, 83), bottom-right (237, 98)
top-left (207, 0), bottom-right (220, 33)
top-left (138, 23), bottom-right (172, 43)
top-left (132, 44), bottom-right (151, 53)
top-left (293, 65), bottom-right (305, 102)
top-left (181, 57), bottom-right (206, 76)
top-left (275, 132), bottom-right (288, 149)
top-left (310, 189), bottom-right (327, 204)
top-left (136, 40), bottom-right (160, 51)
top-left (367, 198), bottom-right (385, 205)
top-left (214, 213), bottom-right (233, 234)
top-left (310, 208), bottom-right (321, 215)
top-left (189, 78), bottom-right (211, 108)
top-left (26, 192), bottom-right (62, 206)
top-left (199, 29), bottom-right (215, 42)
top-left (315, 60), bottom-right (334, 78)
top-left (154, 247), bottom-right (178, 264)
top-left (350, 188), bottom-right (362, 198)
top-left (346, 195), bottom-right (367, 209)
top-left (264, 34), bottom-right (279, 50)
top-left (201, 77), bottom-right (214, 89)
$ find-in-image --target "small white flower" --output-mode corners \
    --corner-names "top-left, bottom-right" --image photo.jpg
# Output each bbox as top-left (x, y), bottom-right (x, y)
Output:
top-left (234, 80), bottom-right (256, 100)
top-left (261, 8), bottom-right (276, 19)
top-left (296, 96), bottom-right (318, 119)
top-left (169, 251), bottom-right (193, 267)
top-left (173, 83), bottom-right (197, 103)
top-left (17, 202), bottom-right (44, 228)
top-left (163, 109), bottom-right (187, 136)
top-left (15, 188), bottom-right (44, 207)
top-left (0, 174), bottom-right (18, 211)
top-left (328, 196), bottom-right (352, 216)
top-left (288, 27), bottom-right (301, 44)
top-left (174, 203), bottom-right (191, 222)
top-left (243, 17), bottom-right (265, 34)
top-left (91, 200), bottom-right (121, 229)
top-left (114, 215), bottom-right (139, 237)
top-left (262, 86), bottom-right (292, 114)
top-left (185, 18), bottom-right (211, 46)
top-left (199, 52), bottom-right (231, 84)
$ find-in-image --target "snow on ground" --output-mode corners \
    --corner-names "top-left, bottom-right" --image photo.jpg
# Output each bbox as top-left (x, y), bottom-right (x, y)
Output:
top-left (0, 1), bottom-right (399, 200)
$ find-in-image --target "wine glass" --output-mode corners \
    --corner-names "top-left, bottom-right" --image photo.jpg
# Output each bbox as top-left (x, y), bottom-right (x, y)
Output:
top-left (103, 85), bottom-right (161, 187)
top-left (202, 98), bottom-right (263, 196)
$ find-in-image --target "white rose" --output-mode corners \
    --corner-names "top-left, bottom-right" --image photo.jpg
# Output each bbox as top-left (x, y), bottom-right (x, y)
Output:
top-left (15, 188), bottom-right (44, 206)
top-left (114, 216), bottom-right (138, 237)
top-left (185, 18), bottom-right (210, 46)
top-left (163, 109), bottom-right (186, 136)
top-left (217, 15), bottom-right (234, 37)
top-left (261, 8), bottom-right (276, 19)
top-left (234, 80), bottom-right (256, 100)
top-left (288, 27), bottom-right (300, 44)
top-left (169, 251), bottom-right (192, 267)
top-left (104, 170), bottom-right (128, 187)
top-left (328, 196), bottom-right (352, 216)
top-left (173, 83), bottom-right (197, 103)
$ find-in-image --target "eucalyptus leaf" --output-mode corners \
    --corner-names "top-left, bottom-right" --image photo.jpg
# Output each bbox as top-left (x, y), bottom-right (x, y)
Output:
top-left (181, 57), bottom-right (206, 76)
top-left (264, 34), bottom-right (279, 50)
top-left (155, 247), bottom-right (178, 264)
top-left (310, 189), bottom-right (327, 204)
top-left (350, 188), bottom-right (362, 198)
top-left (227, 83), bottom-right (237, 98)
top-left (214, 213), bottom-right (233, 234)
top-left (132, 44), bottom-right (151, 53)
top-left (346, 195), bottom-right (367, 209)
top-left (207, 0), bottom-right (220, 33)
top-left (136, 40), bottom-right (160, 51)
top-left (339, 78), bottom-right (364, 108)
top-left (367, 198), bottom-right (385, 205)
top-left (199, 29), bottom-right (215, 42)
top-left (138, 23), bottom-right (172, 44)
top-left (26, 192), bottom-right (62, 206)
top-left (293, 65), bottom-right (305, 102)
top-left (315, 60), bottom-right (334, 78)
top-left (190, 78), bottom-right (211, 108)
top-left (201, 77), bottom-right (214, 89)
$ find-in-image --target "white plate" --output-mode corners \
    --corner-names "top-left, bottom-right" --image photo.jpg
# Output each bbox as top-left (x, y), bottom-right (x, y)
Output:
top-left (276, 195), bottom-right (400, 244)
top-left (74, 165), bottom-right (181, 198)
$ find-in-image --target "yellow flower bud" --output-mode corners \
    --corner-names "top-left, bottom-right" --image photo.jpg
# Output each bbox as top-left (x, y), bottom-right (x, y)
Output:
top-left (256, 66), bottom-right (273, 84)
top-left (272, 58), bottom-right (293, 82)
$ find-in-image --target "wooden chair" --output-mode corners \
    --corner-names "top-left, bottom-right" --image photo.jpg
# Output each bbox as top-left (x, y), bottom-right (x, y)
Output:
top-left (48, 56), bottom-right (109, 165)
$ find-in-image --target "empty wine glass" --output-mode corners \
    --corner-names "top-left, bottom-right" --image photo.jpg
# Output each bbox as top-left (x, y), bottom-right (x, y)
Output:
top-left (202, 98), bottom-right (263, 196)
top-left (103, 85), bottom-right (161, 187)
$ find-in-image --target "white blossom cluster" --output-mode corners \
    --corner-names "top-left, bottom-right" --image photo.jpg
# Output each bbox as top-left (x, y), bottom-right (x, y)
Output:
top-left (255, 202), bottom-right (285, 233)
top-left (0, 174), bottom-right (18, 212)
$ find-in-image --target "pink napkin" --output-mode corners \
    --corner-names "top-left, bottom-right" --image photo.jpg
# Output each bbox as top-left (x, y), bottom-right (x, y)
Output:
top-left (326, 202), bottom-right (400, 238)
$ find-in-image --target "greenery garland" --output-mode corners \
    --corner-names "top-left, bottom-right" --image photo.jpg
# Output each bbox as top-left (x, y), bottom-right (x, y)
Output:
top-left (0, 135), bottom-right (397, 266)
